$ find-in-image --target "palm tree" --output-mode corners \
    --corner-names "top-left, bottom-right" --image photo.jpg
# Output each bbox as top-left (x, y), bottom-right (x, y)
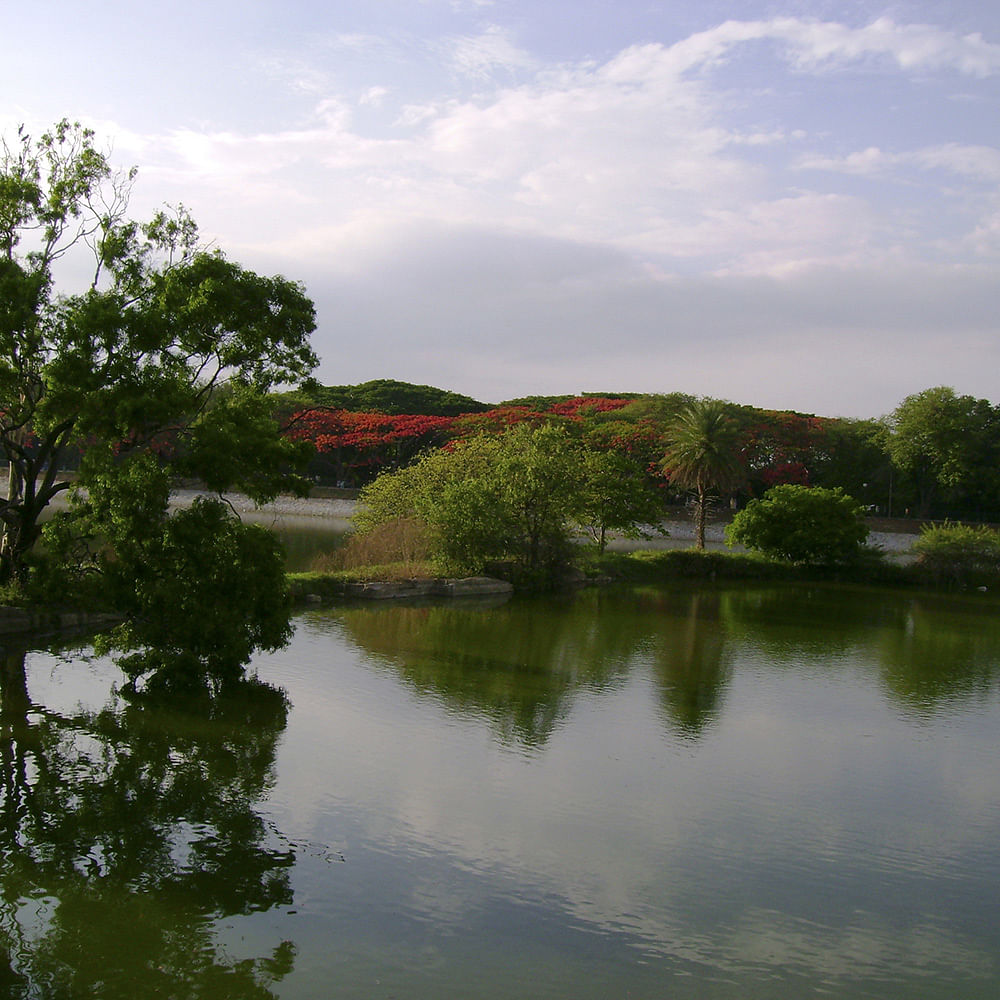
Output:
top-left (661, 399), bottom-right (744, 549)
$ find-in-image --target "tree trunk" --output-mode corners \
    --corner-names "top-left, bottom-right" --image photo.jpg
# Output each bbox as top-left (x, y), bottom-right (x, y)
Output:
top-left (695, 488), bottom-right (707, 550)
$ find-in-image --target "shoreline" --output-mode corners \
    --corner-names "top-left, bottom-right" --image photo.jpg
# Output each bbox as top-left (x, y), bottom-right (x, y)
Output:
top-left (195, 490), bottom-right (918, 559)
top-left (38, 483), bottom-right (920, 558)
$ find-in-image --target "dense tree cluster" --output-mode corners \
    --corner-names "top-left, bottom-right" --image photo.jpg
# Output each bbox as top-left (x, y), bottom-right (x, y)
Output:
top-left (286, 381), bottom-right (999, 524)
top-left (353, 422), bottom-right (665, 581)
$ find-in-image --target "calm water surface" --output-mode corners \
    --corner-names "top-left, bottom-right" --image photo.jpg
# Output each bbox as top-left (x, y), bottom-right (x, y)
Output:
top-left (2, 583), bottom-right (999, 998)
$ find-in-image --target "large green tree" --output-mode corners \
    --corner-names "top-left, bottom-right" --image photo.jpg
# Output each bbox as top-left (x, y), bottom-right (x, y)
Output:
top-left (0, 121), bottom-right (316, 684)
top-left (357, 423), bottom-right (584, 581)
top-left (884, 387), bottom-right (1000, 519)
top-left (725, 484), bottom-right (869, 565)
top-left (661, 399), bottom-right (744, 549)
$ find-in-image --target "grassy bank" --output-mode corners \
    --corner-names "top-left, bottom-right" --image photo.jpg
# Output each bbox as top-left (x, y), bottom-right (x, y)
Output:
top-left (579, 548), bottom-right (917, 587)
top-left (287, 545), bottom-right (955, 605)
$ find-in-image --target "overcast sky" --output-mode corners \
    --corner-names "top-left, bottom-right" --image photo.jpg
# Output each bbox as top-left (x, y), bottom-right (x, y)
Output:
top-left (4, 1), bottom-right (999, 417)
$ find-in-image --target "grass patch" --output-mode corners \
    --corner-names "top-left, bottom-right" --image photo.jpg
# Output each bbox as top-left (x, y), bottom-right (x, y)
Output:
top-left (580, 547), bottom-right (917, 587)
top-left (309, 517), bottom-right (433, 577)
top-left (288, 540), bottom-right (981, 607)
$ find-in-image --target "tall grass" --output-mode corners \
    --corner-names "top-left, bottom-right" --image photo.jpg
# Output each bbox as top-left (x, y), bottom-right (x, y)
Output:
top-left (309, 517), bottom-right (435, 579)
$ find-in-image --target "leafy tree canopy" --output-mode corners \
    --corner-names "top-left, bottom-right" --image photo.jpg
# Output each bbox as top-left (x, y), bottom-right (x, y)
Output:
top-left (306, 378), bottom-right (488, 416)
top-left (726, 484), bottom-right (869, 565)
top-left (884, 386), bottom-right (1000, 519)
top-left (1, 119), bottom-right (316, 688)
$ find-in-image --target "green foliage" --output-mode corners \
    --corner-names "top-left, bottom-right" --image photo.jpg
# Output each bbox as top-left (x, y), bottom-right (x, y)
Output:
top-left (614, 392), bottom-right (694, 425)
top-left (885, 386), bottom-right (1000, 518)
top-left (1, 119), bottom-right (316, 686)
top-left (661, 399), bottom-right (744, 549)
top-left (94, 497), bottom-right (293, 694)
top-left (911, 522), bottom-right (1000, 589)
top-left (575, 449), bottom-right (666, 553)
top-left (176, 386), bottom-right (314, 502)
top-left (497, 393), bottom-right (576, 409)
top-left (310, 378), bottom-right (487, 416)
top-left (726, 484), bottom-right (869, 565)
top-left (616, 548), bottom-right (788, 581)
top-left (356, 424), bottom-right (584, 583)
top-left (809, 417), bottom-right (893, 510)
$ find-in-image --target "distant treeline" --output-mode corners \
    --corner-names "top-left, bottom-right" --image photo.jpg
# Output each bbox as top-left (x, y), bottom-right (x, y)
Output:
top-left (276, 381), bottom-right (1000, 524)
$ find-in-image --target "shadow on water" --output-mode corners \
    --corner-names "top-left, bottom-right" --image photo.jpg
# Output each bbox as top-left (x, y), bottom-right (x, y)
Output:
top-left (0, 643), bottom-right (297, 999)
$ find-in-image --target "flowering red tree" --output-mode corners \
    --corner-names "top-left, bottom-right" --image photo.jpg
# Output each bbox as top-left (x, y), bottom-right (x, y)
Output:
top-left (544, 396), bottom-right (632, 418)
top-left (286, 409), bottom-right (455, 485)
top-left (737, 410), bottom-right (833, 496)
top-left (286, 396), bottom-right (638, 485)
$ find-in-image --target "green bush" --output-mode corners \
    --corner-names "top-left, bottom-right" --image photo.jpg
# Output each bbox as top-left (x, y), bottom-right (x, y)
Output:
top-left (355, 424), bottom-right (585, 583)
top-left (911, 522), bottom-right (1000, 588)
top-left (725, 485), bottom-right (869, 565)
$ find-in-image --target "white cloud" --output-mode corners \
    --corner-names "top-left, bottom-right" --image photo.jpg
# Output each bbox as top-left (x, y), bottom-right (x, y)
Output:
top-left (800, 143), bottom-right (1000, 181)
top-left (762, 16), bottom-right (1000, 77)
top-left (359, 86), bottom-right (389, 108)
top-left (112, 11), bottom-right (999, 287)
top-left (443, 25), bottom-right (537, 80)
top-left (633, 16), bottom-right (1000, 79)
top-left (30, 10), bottom-right (995, 413)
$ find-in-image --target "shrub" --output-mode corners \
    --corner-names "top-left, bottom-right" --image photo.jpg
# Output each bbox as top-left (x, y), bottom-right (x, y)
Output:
top-left (312, 517), bottom-right (433, 574)
top-left (726, 484), bottom-right (869, 565)
top-left (354, 424), bottom-right (584, 583)
top-left (911, 522), bottom-right (1000, 588)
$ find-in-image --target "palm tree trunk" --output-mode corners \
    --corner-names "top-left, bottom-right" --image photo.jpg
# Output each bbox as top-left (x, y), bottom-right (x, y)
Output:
top-left (695, 488), bottom-right (707, 550)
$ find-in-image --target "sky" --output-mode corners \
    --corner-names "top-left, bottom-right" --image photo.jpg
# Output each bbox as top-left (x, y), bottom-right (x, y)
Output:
top-left (4, 0), bottom-right (999, 417)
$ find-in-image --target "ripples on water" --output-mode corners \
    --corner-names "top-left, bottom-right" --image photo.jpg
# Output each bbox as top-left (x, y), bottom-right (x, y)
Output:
top-left (3, 583), bottom-right (999, 998)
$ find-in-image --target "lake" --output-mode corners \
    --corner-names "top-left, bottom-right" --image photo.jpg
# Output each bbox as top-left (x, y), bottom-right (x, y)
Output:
top-left (2, 582), bottom-right (999, 998)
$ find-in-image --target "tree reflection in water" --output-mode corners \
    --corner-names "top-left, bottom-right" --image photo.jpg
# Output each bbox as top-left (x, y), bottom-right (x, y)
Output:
top-left (336, 586), bottom-right (736, 745)
top-left (336, 593), bottom-right (644, 748)
top-left (642, 589), bottom-right (733, 736)
top-left (334, 584), bottom-right (1000, 750)
top-left (0, 645), bottom-right (296, 999)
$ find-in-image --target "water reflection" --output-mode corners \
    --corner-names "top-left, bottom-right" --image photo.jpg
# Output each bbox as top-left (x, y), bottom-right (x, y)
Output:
top-left (0, 646), bottom-right (296, 998)
top-left (292, 585), bottom-right (1000, 997)
top-left (876, 594), bottom-right (1000, 711)
top-left (643, 589), bottom-right (733, 736)
top-left (332, 584), bottom-right (1000, 749)
top-left (334, 593), bottom-right (642, 747)
top-left (699, 584), bottom-right (1000, 715)
top-left (335, 587), bottom-right (741, 743)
